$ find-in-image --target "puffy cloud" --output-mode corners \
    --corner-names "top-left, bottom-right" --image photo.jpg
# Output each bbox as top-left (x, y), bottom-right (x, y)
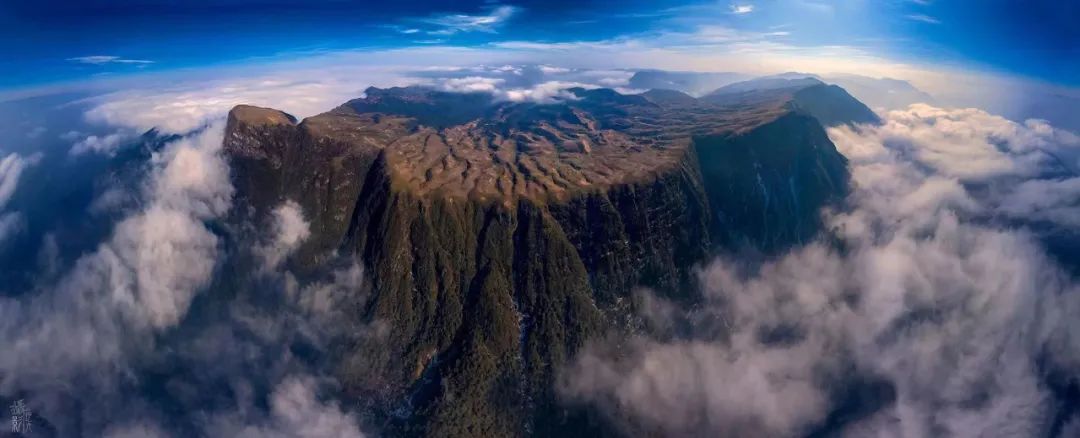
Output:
top-left (561, 105), bottom-right (1080, 436)
top-left (256, 201), bottom-right (311, 272)
top-left (0, 212), bottom-right (21, 243)
top-left (79, 64), bottom-right (633, 136)
top-left (994, 177), bottom-right (1080, 227)
top-left (730, 4), bottom-right (754, 14)
top-left (829, 104), bottom-right (1080, 230)
top-left (70, 131), bottom-right (132, 156)
top-left (539, 65), bottom-right (571, 74)
top-left (206, 375), bottom-right (366, 438)
top-left (289, 262), bottom-right (367, 324)
top-left (0, 152), bottom-right (40, 244)
top-left (82, 71), bottom-right (407, 134)
top-left (263, 376), bottom-right (365, 438)
top-left (441, 76), bottom-right (506, 93)
top-left (0, 125), bottom-right (233, 434)
top-left (855, 105), bottom-right (1058, 180)
top-left (0, 152), bottom-right (39, 207)
top-left (1, 116), bottom-right (371, 436)
top-left (501, 80), bottom-right (594, 103)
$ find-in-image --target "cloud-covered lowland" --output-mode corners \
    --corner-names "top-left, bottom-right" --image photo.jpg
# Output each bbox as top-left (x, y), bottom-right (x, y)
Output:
top-left (0, 59), bottom-right (1077, 436)
top-left (561, 104), bottom-right (1080, 437)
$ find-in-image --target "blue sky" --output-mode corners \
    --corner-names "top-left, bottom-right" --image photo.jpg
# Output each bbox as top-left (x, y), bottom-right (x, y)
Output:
top-left (1, 0), bottom-right (1076, 91)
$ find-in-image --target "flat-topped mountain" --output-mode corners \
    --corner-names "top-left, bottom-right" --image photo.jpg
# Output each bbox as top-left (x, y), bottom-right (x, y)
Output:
top-left (230, 86), bottom-right (804, 205)
top-left (223, 85), bottom-right (865, 436)
top-left (702, 78), bottom-right (881, 127)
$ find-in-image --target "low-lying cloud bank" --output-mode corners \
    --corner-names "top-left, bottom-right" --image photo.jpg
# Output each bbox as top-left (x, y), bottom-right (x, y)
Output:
top-left (0, 125), bottom-right (233, 432)
top-left (561, 105), bottom-right (1080, 437)
top-left (0, 118), bottom-right (369, 435)
top-left (0, 152), bottom-right (39, 244)
top-left (77, 64), bottom-right (638, 135)
top-left (4, 64), bottom-right (1078, 436)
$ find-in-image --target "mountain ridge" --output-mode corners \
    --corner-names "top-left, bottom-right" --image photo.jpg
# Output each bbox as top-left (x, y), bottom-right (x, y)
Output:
top-left (222, 84), bottom-right (861, 436)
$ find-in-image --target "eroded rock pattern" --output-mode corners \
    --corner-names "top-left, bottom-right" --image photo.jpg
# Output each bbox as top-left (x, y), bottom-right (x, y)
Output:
top-left (223, 85), bottom-right (864, 436)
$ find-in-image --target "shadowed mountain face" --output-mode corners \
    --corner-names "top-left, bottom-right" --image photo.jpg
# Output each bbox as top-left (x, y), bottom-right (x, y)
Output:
top-left (704, 75), bottom-right (826, 95)
top-left (223, 85), bottom-right (861, 436)
top-left (703, 80), bottom-right (881, 128)
top-left (638, 70), bottom-right (937, 113)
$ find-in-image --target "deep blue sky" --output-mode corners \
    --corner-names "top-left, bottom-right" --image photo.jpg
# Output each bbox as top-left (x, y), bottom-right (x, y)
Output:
top-left (0, 0), bottom-right (1076, 90)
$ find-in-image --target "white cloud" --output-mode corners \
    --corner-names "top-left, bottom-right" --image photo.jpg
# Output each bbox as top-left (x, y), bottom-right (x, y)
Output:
top-left (68, 55), bottom-right (154, 65)
top-left (256, 201), bottom-right (311, 272)
top-left (539, 65), bottom-right (571, 74)
top-left (906, 14), bottom-right (941, 24)
top-left (82, 68), bottom-right (407, 134)
top-left (0, 212), bottom-right (22, 245)
top-left (70, 131), bottom-right (132, 156)
top-left (440, 76), bottom-right (505, 93)
top-left (0, 125), bottom-right (232, 421)
top-left (994, 177), bottom-right (1080, 227)
top-left (829, 104), bottom-right (1080, 230)
top-left (290, 262), bottom-right (366, 322)
top-left (207, 375), bottom-right (366, 438)
top-left (840, 104), bottom-right (1078, 180)
top-left (730, 4), bottom-right (754, 14)
top-left (562, 105), bottom-right (1080, 436)
top-left (0, 152), bottom-right (38, 208)
top-left (420, 5), bottom-right (518, 35)
top-left (0, 152), bottom-right (40, 244)
top-left (77, 63), bottom-right (637, 134)
top-left (502, 81), bottom-right (593, 103)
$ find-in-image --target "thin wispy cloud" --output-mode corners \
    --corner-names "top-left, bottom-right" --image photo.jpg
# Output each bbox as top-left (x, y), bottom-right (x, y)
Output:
top-left (421, 5), bottom-right (519, 35)
top-left (730, 4), bottom-right (754, 14)
top-left (67, 55), bottom-right (154, 65)
top-left (907, 14), bottom-right (941, 24)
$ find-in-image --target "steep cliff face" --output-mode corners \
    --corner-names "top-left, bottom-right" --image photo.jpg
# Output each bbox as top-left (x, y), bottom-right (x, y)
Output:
top-left (702, 81), bottom-right (880, 128)
top-left (222, 86), bottom-right (858, 436)
top-left (695, 112), bottom-right (849, 251)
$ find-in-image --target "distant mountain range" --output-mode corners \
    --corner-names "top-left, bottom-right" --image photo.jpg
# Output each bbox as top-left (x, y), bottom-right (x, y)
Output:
top-left (627, 70), bottom-right (751, 96)
top-left (629, 70), bottom-right (936, 111)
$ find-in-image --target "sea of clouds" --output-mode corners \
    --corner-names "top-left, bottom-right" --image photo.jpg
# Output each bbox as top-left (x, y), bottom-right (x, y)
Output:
top-left (561, 104), bottom-right (1080, 437)
top-left (0, 118), bottom-right (370, 435)
top-left (0, 64), bottom-right (1078, 436)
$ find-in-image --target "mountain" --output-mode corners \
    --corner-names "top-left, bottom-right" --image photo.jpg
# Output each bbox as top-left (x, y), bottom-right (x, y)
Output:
top-left (702, 80), bottom-right (881, 127)
top-left (825, 73), bottom-right (937, 110)
top-left (223, 85), bottom-right (855, 436)
top-left (639, 88), bottom-right (698, 105)
top-left (631, 70), bottom-right (936, 112)
top-left (703, 74), bottom-right (826, 95)
top-left (627, 70), bottom-right (750, 96)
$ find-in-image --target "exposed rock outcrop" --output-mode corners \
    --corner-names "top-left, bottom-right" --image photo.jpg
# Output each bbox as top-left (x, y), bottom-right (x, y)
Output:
top-left (222, 85), bottom-right (860, 436)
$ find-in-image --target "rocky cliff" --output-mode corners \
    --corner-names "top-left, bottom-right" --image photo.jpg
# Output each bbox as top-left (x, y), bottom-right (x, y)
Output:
top-left (223, 85), bottom-right (860, 436)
